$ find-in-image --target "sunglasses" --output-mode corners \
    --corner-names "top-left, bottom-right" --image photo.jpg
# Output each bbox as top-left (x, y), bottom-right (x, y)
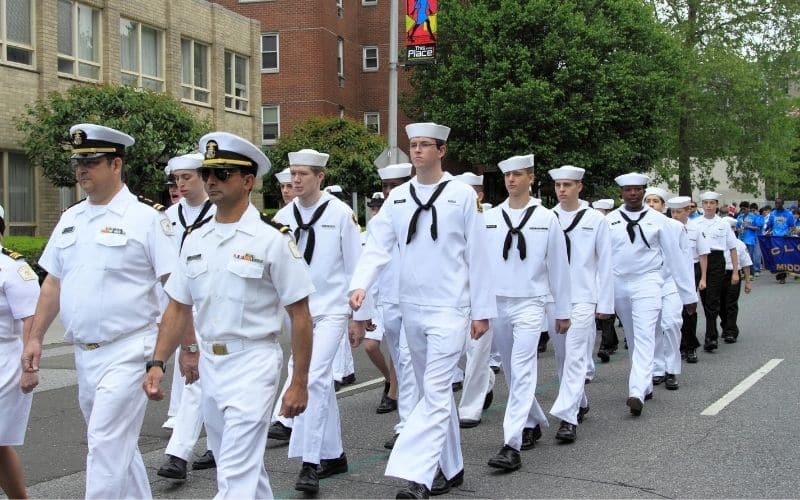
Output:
top-left (199, 167), bottom-right (241, 182)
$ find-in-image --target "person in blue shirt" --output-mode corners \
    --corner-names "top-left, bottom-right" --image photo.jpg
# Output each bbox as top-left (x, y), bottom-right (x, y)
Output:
top-left (688, 200), bottom-right (702, 220)
top-left (765, 197), bottom-right (796, 283)
top-left (740, 202), bottom-right (761, 275)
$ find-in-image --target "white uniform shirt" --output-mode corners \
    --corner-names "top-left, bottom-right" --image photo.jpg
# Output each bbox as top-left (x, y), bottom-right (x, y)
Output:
top-left (653, 212), bottom-right (691, 296)
top-left (552, 204), bottom-right (614, 314)
top-left (484, 198), bottom-right (571, 319)
top-left (725, 239), bottom-right (752, 270)
top-left (686, 224), bottom-right (711, 263)
top-left (351, 173), bottom-right (496, 320)
top-left (39, 186), bottom-right (176, 343)
top-left (606, 205), bottom-right (696, 304)
top-left (689, 215), bottom-right (737, 251)
top-left (165, 198), bottom-right (216, 250)
top-left (0, 249), bottom-right (40, 342)
top-left (165, 204), bottom-right (315, 341)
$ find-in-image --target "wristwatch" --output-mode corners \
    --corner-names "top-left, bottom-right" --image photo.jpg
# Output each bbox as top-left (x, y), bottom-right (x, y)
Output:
top-left (181, 343), bottom-right (199, 353)
top-left (146, 359), bottom-right (166, 374)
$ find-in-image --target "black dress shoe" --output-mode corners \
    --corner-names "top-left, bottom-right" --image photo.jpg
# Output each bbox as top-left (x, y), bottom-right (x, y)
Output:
top-left (431, 468), bottom-right (463, 496)
top-left (384, 433), bottom-right (399, 449)
top-left (627, 397), bottom-right (643, 416)
top-left (644, 391), bottom-right (653, 401)
top-left (597, 349), bottom-right (610, 363)
top-left (334, 380), bottom-right (342, 392)
top-left (459, 418), bottom-right (481, 429)
top-left (192, 450), bottom-right (216, 470)
top-left (520, 425), bottom-right (542, 450)
top-left (342, 373), bottom-right (356, 385)
top-left (490, 365), bottom-right (501, 374)
top-left (652, 375), bottom-right (665, 385)
top-left (680, 350), bottom-right (687, 360)
top-left (686, 349), bottom-right (698, 363)
top-left (577, 405), bottom-right (589, 423)
top-left (555, 421), bottom-right (577, 443)
top-left (319, 452), bottom-right (348, 478)
top-left (451, 381), bottom-right (463, 392)
top-left (396, 481), bottom-right (430, 499)
top-left (295, 462), bottom-right (319, 494)
top-left (664, 373), bottom-right (679, 390)
top-left (487, 444), bottom-right (521, 471)
top-left (377, 394), bottom-right (398, 414)
top-left (157, 454), bottom-right (187, 480)
top-left (723, 336), bottom-right (737, 344)
top-left (703, 340), bottom-right (718, 352)
top-left (483, 390), bottom-right (494, 410)
top-left (268, 421), bottom-right (292, 441)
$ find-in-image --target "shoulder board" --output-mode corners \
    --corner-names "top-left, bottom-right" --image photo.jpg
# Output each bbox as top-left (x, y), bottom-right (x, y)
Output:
top-left (62, 197), bottom-right (87, 213)
top-left (137, 194), bottom-right (166, 212)
top-left (260, 212), bottom-right (290, 234)
top-left (2, 247), bottom-right (24, 260)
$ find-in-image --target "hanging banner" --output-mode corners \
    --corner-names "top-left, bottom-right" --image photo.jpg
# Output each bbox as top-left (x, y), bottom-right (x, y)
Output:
top-left (758, 235), bottom-right (800, 274)
top-left (405, 0), bottom-right (438, 64)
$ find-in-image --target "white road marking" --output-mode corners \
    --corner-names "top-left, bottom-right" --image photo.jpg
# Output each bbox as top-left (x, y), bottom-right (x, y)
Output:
top-left (701, 358), bottom-right (783, 416)
top-left (336, 376), bottom-right (384, 395)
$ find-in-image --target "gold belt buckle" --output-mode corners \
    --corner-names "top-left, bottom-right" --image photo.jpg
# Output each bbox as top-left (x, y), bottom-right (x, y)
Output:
top-left (211, 343), bottom-right (228, 355)
top-left (85, 343), bottom-right (100, 351)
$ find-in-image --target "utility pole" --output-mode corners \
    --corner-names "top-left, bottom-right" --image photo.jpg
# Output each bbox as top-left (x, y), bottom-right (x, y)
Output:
top-left (375, 0), bottom-right (409, 168)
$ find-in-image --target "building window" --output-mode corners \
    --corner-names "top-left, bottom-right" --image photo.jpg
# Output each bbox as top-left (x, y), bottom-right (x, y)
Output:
top-left (362, 46), bottom-right (378, 71)
top-left (1, 0), bottom-right (34, 66)
top-left (261, 33), bottom-right (278, 72)
top-left (0, 152), bottom-right (36, 235)
top-left (224, 51), bottom-right (249, 112)
top-left (336, 0), bottom-right (343, 17)
top-left (364, 112), bottom-right (380, 134)
top-left (337, 37), bottom-right (344, 87)
top-left (181, 38), bottom-right (210, 104)
top-left (57, 0), bottom-right (101, 80)
top-left (120, 19), bottom-right (164, 91)
top-left (261, 105), bottom-right (280, 145)
top-left (362, 0), bottom-right (377, 5)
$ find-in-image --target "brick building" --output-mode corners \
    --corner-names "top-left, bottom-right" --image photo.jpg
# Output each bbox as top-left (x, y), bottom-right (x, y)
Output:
top-left (0, 0), bottom-right (261, 236)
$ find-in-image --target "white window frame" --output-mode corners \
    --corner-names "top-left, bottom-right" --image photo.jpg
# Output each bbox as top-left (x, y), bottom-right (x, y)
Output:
top-left (57, 0), bottom-right (101, 81)
top-left (260, 32), bottom-right (279, 73)
top-left (261, 105), bottom-right (280, 145)
top-left (0, 151), bottom-right (37, 234)
top-left (180, 38), bottom-right (211, 105)
top-left (119, 18), bottom-right (164, 91)
top-left (336, 37), bottom-right (344, 86)
top-left (362, 46), bottom-right (378, 72)
top-left (364, 112), bottom-right (380, 134)
top-left (336, 0), bottom-right (343, 17)
top-left (225, 50), bottom-right (249, 113)
top-left (0, 0), bottom-right (35, 67)
top-left (362, 0), bottom-right (378, 5)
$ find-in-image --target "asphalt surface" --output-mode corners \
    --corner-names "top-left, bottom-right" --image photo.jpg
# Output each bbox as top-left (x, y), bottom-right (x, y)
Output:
top-left (9, 273), bottom-right (799, 499)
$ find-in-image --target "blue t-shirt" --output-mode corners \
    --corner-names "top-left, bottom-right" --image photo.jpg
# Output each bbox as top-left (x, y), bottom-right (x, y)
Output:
top-left (767, 209), bottom-right (796, 237)
top-left (740, 213), bottom-right (760, 245)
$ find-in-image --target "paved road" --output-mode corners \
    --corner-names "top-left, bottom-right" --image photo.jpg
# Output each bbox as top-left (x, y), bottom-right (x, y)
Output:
top-left (10, 274), bottom-right (799, 498)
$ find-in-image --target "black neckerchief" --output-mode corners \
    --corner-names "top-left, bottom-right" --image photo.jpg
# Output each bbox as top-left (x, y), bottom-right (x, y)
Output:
top-left (501, 205), bottom-right (537, 260)
top-left (293, 200), bottom-right (331, 264)
top-left (178, 200), bottom-right (214, 251)
top-left (619, 209), bottom-right (651, 248)
top-left (406, 181), bottom-right (450, 244)
top-left (555, 208), bottom-right (588, 263)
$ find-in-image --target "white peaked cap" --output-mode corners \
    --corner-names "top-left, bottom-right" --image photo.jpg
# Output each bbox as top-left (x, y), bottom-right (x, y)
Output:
top-left (548, 165), bottom-right (585, 181)
top-left (405, 122), bottom-right (450, 141)
top-left (378, 163), bottom-right (412, 180)
top-left (69, 123), bottom-right (135, 159)
top-left (454, 172), bottom-right (484, 186)
top-left (700, 191), bottom-right (721, 201)
top-left (324, 185), bottom-right (343, 193)
top-left (644, 187), bottom-right (670, 202)
top-left (289, 148), bottom-right (330, 168)
top-left (667, 196), bottom-right (691, 209)
top-left (371, 192), bottom-right (385, 200)
top-left (165, 153), bottom-right (203, 175)
top-left (498, 154), bottom-right (535, 173)
top-left (615, 172), bottom-right (650, 187)
top-left (274, 167), bottom-right (291, 184)
top-left (199, 131), bottom-right (271, 177)
top-left (592, 199), bottom-right (614, 210)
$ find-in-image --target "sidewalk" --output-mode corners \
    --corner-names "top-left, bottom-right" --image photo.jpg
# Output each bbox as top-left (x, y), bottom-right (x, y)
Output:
top-left (43, 316), bottom-right (66, 345)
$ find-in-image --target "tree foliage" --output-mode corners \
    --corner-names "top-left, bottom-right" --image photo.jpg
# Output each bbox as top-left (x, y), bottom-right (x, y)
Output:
top-left (15, 84), bottom-right (209, 197)
top-left (263, 116), bottom-right (385, 201)
top-left (403, 0), bottom-right (683, 196)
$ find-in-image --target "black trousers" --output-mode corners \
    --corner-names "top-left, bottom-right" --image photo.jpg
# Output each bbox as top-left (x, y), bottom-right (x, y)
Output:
top-left (719, 270), bottom-right (742, 339)
top-left (680, 262), bottom-right (702, 351)
top-left (597, 316), bottom-right (619, 350)
top-left (699, 250), bottom-right (726, 344)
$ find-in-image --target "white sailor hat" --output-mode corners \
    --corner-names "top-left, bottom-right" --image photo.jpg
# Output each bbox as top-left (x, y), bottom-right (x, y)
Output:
top-left (405, 122), bottom-right (450, 141)
top-left (378, 163), bottom-right (413, 180)
top-left (614, 172), bottom-right (650, 187)
top-left (498, 154), bottom-right (535, 173)
top-left (454, 172), bottom-right (484, 186)
top-left (69, 123), bottom-right (134, 159)
top-left (199, 131), bottom-right (271, 177)
top-left (324, 185), bottom-right (343, 194)
top-left (592, 199), bottom-right (614, 210)
top-left (548, 165), bottom-right (585, 181)
top-left (700, 191), bottom-right (721, 202)
top-left (165, 152), bottom-right (203, 175)
top-left (274, 167), bottom-right (292, 184)
top-left (667, 196), bottom-right (691, 209)
top-left (367, 191), bottom-right (385, 207)
top-left (644, 187), bottom-right (670, 202)
top-left (289, 148), bottom-right (330, 168)
top-left (0, 204), bottom-right (4, 220)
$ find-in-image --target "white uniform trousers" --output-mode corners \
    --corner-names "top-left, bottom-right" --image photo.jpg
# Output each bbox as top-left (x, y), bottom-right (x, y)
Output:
top-left (550, 303), bottom-right (595, 425)
top-left (458, 328), bottom-right (495, 421)
top-left (585, 330), bottom-right (597, 381)
top-left (288, 314), bottom-right (349, 464)
top-left (332, 329), bottom-right (354, 382)
top-left (167, 346), bottom-right (184, 418)
top-left (380, 303), bottom-right (418, 434)
top-left (385, 304), bottom-right (467, 488)
top-left (165, 377), bottom-right (204, 461)
top-left (75, 329), bottom-right (154, 500)
top-left (493, 296), bottom-right (548, 451)
top-left (0, 339), bottom-right (32, 445)
top-left (200, 339), bottom-right (281, 500)
top-left (654, 292), bottom-right (683, 376)
top-left (614, 273), bottom-right (663, 400)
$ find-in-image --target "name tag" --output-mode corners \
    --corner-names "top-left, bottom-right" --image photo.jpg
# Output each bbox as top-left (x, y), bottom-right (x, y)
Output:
top-left (187, 254), bottom-right (202, 262)
top-left (394, 199), bottom-right (406, 204)
top-left (581, 226), bottom-right (594, 231)
top-left (529, 226), bottom-right (548, 231)
top-left (611, 220), bottom-right (622, 225)
top-left (321, 224), bottom-right (336, 229)
top-left (62, 226), bottom-right (75, 234)
top-left (447, 199), bottom-right (458, 204)
top-left (486, 224), bottom-right (497, 229)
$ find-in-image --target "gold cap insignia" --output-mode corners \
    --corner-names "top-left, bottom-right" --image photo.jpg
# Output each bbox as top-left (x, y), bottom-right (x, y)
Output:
top-left (206, 140), bottom-right (218, 159)
top-left (72, 129), bottom-right (86, 146)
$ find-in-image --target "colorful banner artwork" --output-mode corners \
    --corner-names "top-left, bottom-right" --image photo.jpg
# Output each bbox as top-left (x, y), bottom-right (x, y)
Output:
top-left (405, 0), bottom-right (437, 64)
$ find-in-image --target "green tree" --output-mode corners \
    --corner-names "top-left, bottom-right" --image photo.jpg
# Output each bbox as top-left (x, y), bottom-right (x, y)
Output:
top-left (403, 0), bottom-right (683, 196)
top-left (15, 84), bottom-right (209, 197)
top-left (263, 116), bottom-right (385, 202)
top-left (647, 0), bottom-right (800, 196)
